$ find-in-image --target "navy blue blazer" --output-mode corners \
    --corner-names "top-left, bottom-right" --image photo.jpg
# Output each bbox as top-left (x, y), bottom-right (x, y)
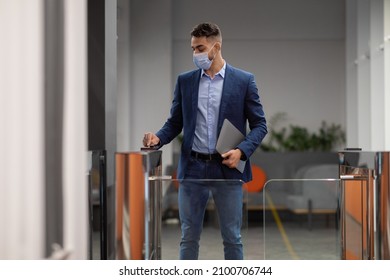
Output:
top-left (156, 64), bottom-right (267, 182)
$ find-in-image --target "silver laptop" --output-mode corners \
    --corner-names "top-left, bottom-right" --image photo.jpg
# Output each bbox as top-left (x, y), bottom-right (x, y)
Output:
top-left (216, 119), bottom-right (246, 173)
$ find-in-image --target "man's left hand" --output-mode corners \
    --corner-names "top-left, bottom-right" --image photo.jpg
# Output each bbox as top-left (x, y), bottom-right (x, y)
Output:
top-left (221, 149), bottom-right (242, 169)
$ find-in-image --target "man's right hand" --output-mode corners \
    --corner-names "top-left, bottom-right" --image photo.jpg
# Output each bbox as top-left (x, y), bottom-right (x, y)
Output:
top-left (143, 132), bottom-right (160, 147)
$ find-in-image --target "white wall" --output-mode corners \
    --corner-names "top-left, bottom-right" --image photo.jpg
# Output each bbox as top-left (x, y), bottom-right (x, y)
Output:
top-left (117, 0), bottom-right (173, 168)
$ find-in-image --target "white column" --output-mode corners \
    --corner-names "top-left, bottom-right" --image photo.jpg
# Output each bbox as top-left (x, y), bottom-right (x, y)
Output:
top-left (370, 0), bottom-right (385, 150)
top-left (0, 0), bottom-right (45, 259)
top-left (105, 0), bottom-right (117, 187)
top-left (117, 0), bottom-right (132, 151)
top-left (346, 0), bottom-right (390, 151)
top-left (384, 0), bottom-right (390, 150)
top-left (356, 0), bottom-right (371, 150)
top-left (346, 0), bottom-right (359, 148)
top-left (62, 0), bottom-right (88, 259)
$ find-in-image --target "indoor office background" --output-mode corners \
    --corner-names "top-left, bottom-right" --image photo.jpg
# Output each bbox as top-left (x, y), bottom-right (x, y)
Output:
top-left (0, 0), bottom-right (389, 260)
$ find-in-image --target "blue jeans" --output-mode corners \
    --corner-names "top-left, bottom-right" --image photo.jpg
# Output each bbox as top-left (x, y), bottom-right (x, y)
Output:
top-left (178, 157), bottom-right (243, 260)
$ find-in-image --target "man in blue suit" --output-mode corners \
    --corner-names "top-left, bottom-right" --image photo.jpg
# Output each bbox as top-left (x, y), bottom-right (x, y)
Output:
top-left (143, 22), bottom-right (267, 259)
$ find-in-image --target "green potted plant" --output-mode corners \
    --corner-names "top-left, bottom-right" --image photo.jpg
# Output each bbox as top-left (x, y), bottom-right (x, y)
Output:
top-left (260, 112), bottom-right (345, 152)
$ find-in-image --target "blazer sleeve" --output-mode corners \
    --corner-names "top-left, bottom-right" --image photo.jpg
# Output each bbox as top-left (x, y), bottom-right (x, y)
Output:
top-left (236, 73), bottom-right (267, 159)
top-left (155, 76), bottom-right (183, 146)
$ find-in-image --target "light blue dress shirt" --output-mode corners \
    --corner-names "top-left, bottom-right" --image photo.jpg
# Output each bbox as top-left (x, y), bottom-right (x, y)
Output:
top-left (192, 63), bottom-right (226, 154)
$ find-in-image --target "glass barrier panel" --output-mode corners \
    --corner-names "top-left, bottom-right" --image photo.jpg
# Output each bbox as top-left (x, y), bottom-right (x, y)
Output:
top-left (262, 179), bottom-right (341, 260)
top-left (157, 179), bottom-right (248, 260)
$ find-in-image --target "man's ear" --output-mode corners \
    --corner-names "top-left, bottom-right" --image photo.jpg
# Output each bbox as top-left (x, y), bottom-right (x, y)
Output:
top-left (215, 42), bottom-right (221, 51)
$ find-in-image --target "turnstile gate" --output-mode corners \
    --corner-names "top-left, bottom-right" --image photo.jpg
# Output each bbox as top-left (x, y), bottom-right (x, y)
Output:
top-left (339, 151), bottom-right (390, 260)
top-left (115, 150), bottom-right (163, 260)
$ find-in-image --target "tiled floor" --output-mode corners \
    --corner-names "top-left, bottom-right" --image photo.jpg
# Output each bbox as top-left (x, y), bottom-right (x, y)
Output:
top-left (92, 213), bottom-right (340, 260)
top-left (160, 218), bottom-right (340, 260)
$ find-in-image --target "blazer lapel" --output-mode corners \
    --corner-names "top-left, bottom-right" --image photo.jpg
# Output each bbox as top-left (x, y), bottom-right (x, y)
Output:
top-left (190, 69), bottom-right (201, 125)
top-left (217, 64), bottom-right (235, 133)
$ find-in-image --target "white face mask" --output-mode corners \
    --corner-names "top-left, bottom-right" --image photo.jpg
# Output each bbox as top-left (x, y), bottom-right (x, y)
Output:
top-left (193, 44), bottom-right (215, 70)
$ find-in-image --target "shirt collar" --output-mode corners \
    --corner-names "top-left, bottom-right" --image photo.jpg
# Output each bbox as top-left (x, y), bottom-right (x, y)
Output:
top-left (201, 62), bottom-right (226, 78)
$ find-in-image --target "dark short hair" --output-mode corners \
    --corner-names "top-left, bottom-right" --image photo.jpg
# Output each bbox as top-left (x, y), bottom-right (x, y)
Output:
top-left (190, 22), bottom-right (222, 41)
